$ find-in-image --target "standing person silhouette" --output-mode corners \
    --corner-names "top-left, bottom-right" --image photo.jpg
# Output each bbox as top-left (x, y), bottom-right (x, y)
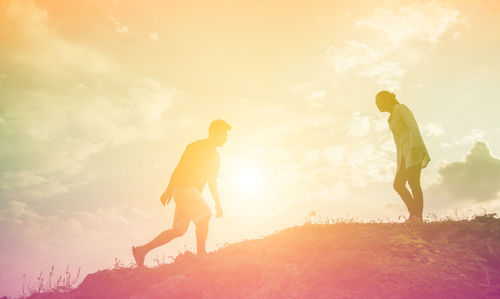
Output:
top-left (132, 119), bottom-right (231, 267)
top-left (375, 91), bottom-right (430, 223)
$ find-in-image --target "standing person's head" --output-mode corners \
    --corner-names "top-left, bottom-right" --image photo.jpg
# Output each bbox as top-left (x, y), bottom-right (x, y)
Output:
top-left (208, 119), bottom-right (231, 147)
top-left (375, 91), bottom-right (399, 113)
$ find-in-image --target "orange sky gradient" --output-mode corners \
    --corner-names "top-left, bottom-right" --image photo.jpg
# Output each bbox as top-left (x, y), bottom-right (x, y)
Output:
top-left (1, 0), bottom-right (500, 297)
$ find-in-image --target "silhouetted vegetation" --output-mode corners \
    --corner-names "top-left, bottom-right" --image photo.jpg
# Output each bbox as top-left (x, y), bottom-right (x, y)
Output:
top-left (25, 213), bottom-right (500, 298)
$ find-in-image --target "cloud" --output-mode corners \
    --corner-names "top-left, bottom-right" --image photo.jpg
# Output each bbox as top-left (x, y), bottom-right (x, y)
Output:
top-left (307, 181), bottom-right (351, 201)
top-left (326, 1), bottom-right (464, 89)
top-left (0, 172), bottom-right (71, 200)
top-left (303, 149), bottom-right (320, 163)
top-left (1, 1), bottom-right (116, 80)
top-left (321, 146), bottom-right (345, 166)
top-left (454, 129), bottom-right (485, 145)
top-left (327, 40), bottom-right (380, 74)
top-left (423, 122), bottom-right (446, 137)
top-left (440, 129), bottom-right (486, 148)
top-left (106, 15), bottom-right (129, 34)
top-left (0, 0), bottom-right (182, 201)
top-left (355, 3), bottom-right (462, 45)
top-left (291, 82), bottom-right (327, 108)
top-left (430, 142), bottom-right (500, 202)
top-left (348, 112), bottom-right (371, 137)
top-left (346, 142), bottom-right (395, 186)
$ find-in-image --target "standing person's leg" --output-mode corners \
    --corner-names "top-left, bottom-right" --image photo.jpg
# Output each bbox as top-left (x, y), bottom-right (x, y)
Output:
top-left (194, 216), bottom-right (210, 256)
top-left (132, 207), bottom-right (189, 267)
top-left (393, 160), bottom-right (414, 218)
top-left (406, 165), bottom-right (423, 220)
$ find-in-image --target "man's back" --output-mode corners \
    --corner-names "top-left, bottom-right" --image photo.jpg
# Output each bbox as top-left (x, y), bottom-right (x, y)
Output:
top-left (168, 139), bottom-right (219, 194)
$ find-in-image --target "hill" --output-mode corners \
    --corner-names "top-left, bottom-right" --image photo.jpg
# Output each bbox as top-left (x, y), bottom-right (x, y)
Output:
top-left (27, 216), bottom-right (500, 299)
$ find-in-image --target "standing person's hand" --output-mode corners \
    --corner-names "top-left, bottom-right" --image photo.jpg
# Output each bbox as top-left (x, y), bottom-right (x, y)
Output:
top-left (215, 203), bottom-right (223, 218)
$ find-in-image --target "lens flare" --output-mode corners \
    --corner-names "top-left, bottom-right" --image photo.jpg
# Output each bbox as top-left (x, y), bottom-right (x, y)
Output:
top-left (233, 162), bottom-right (263, 193)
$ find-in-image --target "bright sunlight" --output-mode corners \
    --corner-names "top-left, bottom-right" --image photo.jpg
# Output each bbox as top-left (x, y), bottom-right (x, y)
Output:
top-left (232, 161), bottom-right (264, 193)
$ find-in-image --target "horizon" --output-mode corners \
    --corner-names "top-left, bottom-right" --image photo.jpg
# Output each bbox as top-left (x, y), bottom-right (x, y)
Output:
top-left (1, 0), bottom-right (500, 297)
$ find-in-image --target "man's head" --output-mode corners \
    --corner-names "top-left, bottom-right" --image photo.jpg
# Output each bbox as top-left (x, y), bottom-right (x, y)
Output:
top-left (208, 119), bottom-right (231, 147)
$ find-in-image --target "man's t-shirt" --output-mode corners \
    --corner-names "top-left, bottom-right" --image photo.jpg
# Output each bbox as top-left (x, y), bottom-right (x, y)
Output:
top-left (166, 139), bottom-right (220, 196)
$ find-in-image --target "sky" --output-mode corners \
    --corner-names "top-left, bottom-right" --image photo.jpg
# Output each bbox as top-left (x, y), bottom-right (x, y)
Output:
top-left (1, 0), bottom-right (500, 297)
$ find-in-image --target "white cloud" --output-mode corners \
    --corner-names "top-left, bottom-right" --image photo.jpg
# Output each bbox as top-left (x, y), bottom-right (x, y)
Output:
top-left (429, 142), bottom-right (500, 202)
top-left (0, 172), bottom-right (69, 200)
top-left (309, 181), bottom-right (350, 201)
top-left (291, 82), bottom-right (327, 108)
top-left (331, 181), bottom-right (350, 200)
top-left (370, 114), bottom-right (388, 132)
top-left (359, 61), bottom-right (406, 88)
top-left (348, 112), bottom-right (371, 137)
top-left (107, 15), bottom-right (129, 34)
top-left (0, 0), bottom-right (183, 201)
top-left (321, 146), bottom-right (345, 166)
top-left (423, 122), bottom-right (446, 137)
top-left (128, 77), bottom-right (180, 123)
top-left (326, 40), bottom-right (380, 73)
top-left (346, 142), bottom-right (395, 185)
top-left (304, 149), bottom-right (320, 162)
top-left (355, 3), bottom-right (461, 45)
top-left (2, 1), bottom-right (117, 79)
top-left (453, 129), bottom-right (485, 145)
top-left (326, 1), bottom-right (464, 89)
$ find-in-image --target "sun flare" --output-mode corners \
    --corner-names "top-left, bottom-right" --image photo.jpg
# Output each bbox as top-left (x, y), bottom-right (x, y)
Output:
top-left (229, 160), bottom-right (265, 194)
top-left (234, 164), bottom-right (263, 192)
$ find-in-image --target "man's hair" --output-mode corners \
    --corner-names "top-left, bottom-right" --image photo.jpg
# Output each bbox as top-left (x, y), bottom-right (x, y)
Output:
top-left (209, 119), bottom-right (231, 136)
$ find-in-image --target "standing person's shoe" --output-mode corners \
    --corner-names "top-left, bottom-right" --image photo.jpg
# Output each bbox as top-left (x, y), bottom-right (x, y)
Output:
top-left (132, 246), bottom-right (145, 268)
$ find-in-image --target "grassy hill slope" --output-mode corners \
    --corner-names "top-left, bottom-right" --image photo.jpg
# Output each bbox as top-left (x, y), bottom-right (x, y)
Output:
top-left (28, 216), bottom-right (500, 299)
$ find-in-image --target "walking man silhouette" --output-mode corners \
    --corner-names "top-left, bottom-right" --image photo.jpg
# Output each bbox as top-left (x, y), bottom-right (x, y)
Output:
top-left (132, 119), bottom-right (231, 267)
top-left (375, 91), bottom-right (430, 223)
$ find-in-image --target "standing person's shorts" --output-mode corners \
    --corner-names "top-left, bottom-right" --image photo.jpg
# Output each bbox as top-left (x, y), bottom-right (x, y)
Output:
top-left (172, 187), bottom-right (212, 227)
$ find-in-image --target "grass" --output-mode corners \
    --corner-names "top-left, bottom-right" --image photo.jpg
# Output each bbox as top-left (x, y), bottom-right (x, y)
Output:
top-left (19, 265), bottom-right (81, 299)
top-left (21, 212), bottom-right (500, 299)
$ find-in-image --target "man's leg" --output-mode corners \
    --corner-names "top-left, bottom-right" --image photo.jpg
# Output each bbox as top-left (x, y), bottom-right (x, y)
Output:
top-left (407, 165), bottom-right (423, 220)
top-left (393, 166), bottom-right (414, 218)
top-left (133, 208), bottom-right (189, 267)
top-left (194, 216), bottom-right (210, 256)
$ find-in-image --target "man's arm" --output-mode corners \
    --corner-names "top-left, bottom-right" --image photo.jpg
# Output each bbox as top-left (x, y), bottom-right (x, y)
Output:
top-left (208, 178), bottom-right (223, 217)
top-left (160, 145), bottom-right (191, 206)
top-left (160, 169), bottom-right (177, 206)
top-left (208, 153), bottom-right (222, 217)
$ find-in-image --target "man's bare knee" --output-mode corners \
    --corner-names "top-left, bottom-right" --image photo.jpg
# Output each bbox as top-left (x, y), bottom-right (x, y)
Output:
top-left (195, 216), bottom-right (210, 227)
top-left (170, 224), bottom-right (188, 238)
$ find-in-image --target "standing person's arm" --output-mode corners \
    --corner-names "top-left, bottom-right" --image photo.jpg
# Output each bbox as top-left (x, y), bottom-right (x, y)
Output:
top-left (208, 154), bottom-right (223, 217)
top-left (399, 105), bottom-right (423, 161)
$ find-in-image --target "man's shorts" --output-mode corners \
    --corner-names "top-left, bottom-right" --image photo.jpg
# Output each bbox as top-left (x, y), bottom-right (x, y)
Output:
top-left (172, 187), bottom-right (212, 227)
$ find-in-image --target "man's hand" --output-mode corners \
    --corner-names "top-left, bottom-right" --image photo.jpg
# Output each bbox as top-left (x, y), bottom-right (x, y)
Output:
top-left (215, 203), bottom-right (223, 218)
top-left (160, 191), bottom-right (171, 206)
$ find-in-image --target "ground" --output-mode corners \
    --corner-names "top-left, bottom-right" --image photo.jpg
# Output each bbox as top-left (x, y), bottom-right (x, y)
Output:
top-left (27, 215), bottom-right (500, 299)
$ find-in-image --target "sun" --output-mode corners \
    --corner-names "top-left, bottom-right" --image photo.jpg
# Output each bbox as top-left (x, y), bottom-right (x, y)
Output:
top-left (231, 161), bottom-right (264, 194)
